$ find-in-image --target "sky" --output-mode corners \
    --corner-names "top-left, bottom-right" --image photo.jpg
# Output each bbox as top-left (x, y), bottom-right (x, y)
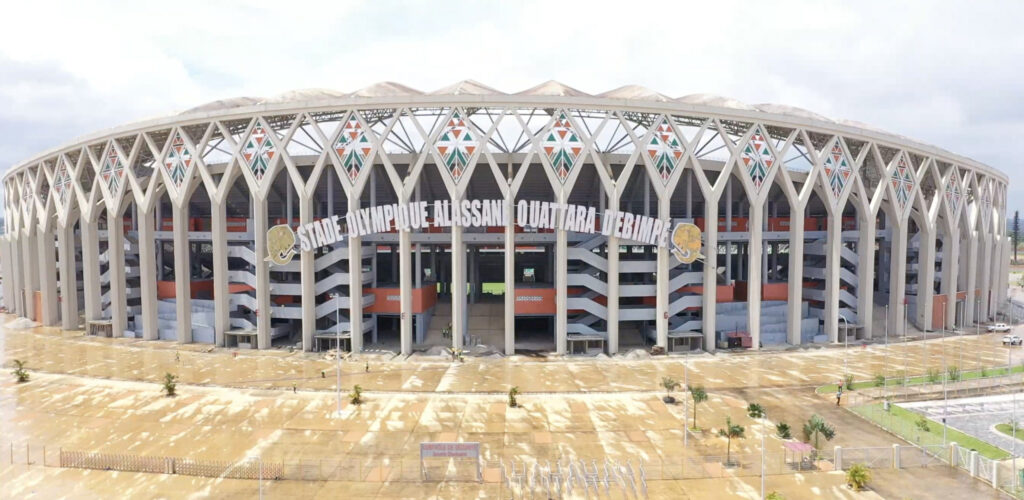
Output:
top-left (1, 0), bottom-right (1021, 217)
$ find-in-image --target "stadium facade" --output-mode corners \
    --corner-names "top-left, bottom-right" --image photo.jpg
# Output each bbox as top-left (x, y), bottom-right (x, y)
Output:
top-left (0, 81), bottom-right (1010, 355)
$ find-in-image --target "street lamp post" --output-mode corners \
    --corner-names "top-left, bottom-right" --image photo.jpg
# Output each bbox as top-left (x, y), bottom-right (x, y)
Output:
top-left (840, 315), bottom-right (850, 380)
top-left (334, 293), bottom-right (342, 417)
top-left (761, 409), bottom-right (766, 500)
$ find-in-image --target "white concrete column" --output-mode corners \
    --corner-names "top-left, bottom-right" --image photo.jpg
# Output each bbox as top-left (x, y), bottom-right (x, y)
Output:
top-left (747, 201), bottom-right (763, 349)
top-left (857, 212), bottom-right (876, 339)
top-left (655, 197), bottom-right (670, 350)
top-left (503, 196), bottom-right (515, 355)
top-left (399, 226), bottom-right (413, 355)
top-left (787, 209), bottom-right (806, 345)
top-left (916, 225), bottom-right (937, 331)
top-left (81, 217), bottom-right (101, 322)
top-left (172, 202), bottom-right (192, 344)
top-left (299, 196), bottom-right (315, 352)
top-left (107, 210), bottom-right (127, 337)
top-left (347, 195), bottom-right (363, 352)
top-left (940, 228), bottom-right (959, 330)
top-left (888, 222), bottom-right (909, 336)
top-left (210, 200), bottom-right (228, 346)
top-left (1, 238), bottom-right (13, 314)
top-left (253, 197), bottom-right (271, 349)
top-left (607, 199), bottom-right (620, 354)
top-left (451, 216), bottom-right (466, 350)
top-left (57, 219), bottom-right (79, 330)
top-left (21, 230), bottom-right (39, 321)
top-left (964, 229), bottom-right (979, 325)
top-left (702, 199), bottom-right (719, 352)
top-left (555, 193), bottom-right (568, 355)
top-left (823, 211), bottom-right (842, 343)
top-left (137, 208), bottom-right (158, 340)
top-left (37, 227), bottom-right (60, 326)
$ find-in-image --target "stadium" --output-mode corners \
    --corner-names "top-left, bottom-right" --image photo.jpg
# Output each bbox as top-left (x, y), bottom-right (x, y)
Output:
top-left (0, 80), bottom-right (1010, 356)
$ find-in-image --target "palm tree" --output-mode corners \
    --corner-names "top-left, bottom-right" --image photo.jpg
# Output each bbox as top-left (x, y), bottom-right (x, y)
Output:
top-left (690, 385), bottom-right (707, 429)
top-left (802, 414), bottom-right (836, 451)
top-left (746, 403), bottom-right (765, 419)
top-left (718, 417), bottom-right (745, 466)
top-left (661, 376), bottom-right (679, 403)
top-left (508, 386), bottom-right (519, 408)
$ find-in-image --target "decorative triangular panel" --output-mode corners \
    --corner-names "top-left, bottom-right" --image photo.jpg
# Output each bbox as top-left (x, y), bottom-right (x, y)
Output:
top-left (822, 138), bottom-right (853, 202)
top-left (541, 111), bottom-right (584, 184)
top-left (52, 155), bottom-right (73, 213)
top-left (979, 179), bottom-right (992, 231)
top-left (646, 116), bottom-right (685, 185)
top-left (433, 109), bottom-right (477, 184)
top-left (20, 173), bottom-right (33, 222)
top-left (240, 122), bottom-right (278, 189)
top-left (162, 129), bottom-right (196, 197)
top-left (740, 125), bottom-right (776, 194)
top-left (334, 112), bottom-right (374, 183)
top-left (98, 140), bottom-right (128, 205)
top-left (889, 152), bottom-right (915, 212)
top-left (944, 167), bottom-right (963, 217)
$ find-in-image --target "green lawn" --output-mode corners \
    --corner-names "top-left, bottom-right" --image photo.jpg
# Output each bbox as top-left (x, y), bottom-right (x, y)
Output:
top-left (995, 423), bottom-right (1024, 441)
top-left (852, 403), bottom-right (1011, 460)
top-left (817, 364), bottom-right (1024, 394)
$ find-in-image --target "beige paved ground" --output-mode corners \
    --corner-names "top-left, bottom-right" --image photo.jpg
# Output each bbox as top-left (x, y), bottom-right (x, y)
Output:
top-left (1, 316), bottom-right (1020, 498)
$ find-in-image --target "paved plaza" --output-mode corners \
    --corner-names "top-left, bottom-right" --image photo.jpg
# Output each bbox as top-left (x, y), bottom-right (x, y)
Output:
top-left (0, 317), bottom-right (1020, 498)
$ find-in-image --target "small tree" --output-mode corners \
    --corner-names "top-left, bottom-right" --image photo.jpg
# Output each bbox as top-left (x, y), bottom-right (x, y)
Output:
top-left (927, 368), bottom-right (941, 384)
top-left (947, 366), bottom-right (961, 382)
top-left (162, 373), bottom-right (178, 397)
top-left (873, 374), bottom-right (885, 387)
top-left (776, 422), bottom-right (792, 440)
top-left (846, 463), bottom-right (871, 491)
top-left (843, 374), bottom-right (855, 391)
top-left (718, 417), bottom-right (745, 466)
top-left (661, 376), bottom-right (680, 403)
top-left (690, 385), bottom-right (708, 429)
top-left (746, 403), bottom-right (765, 419)
top-left (349, 384), bottom-right (363, 405)
top-left (802, 414), bottom-right (835, 451)
top-left (11, 359), bottom-right (28, 383)
top-left (766, 492), bottom-right (785, 500)
top-left (508, 386), bottom-right (519, 408)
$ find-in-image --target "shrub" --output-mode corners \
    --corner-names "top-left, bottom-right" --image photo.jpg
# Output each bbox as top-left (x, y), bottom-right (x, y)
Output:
top-left (844, 374), bottom-right (855, 391)
top-left (846, 463), bottom-right (871, 491)
top-left (915, 415), bottom-right (930, 433)
top-left (766, 492), bottom-right (785, 500)
top-left (776, 422), bottom-right (792, 440)
top-left (11, 359), bottom-right (28, 383)
top-left (162, 372), bottom-right (178, 397)
top-left (746, 403), bottom-right (765, 419)
top-left (981, 367), bottom-right (990, 377)
top-left (508, 386), bottom-right (519, 408)
top-left (349, 384), bottom-right (363, 405)
top-left (927, 368), bottom-right (941, 384)
top-left (873, 374), bottom-right (885, 387)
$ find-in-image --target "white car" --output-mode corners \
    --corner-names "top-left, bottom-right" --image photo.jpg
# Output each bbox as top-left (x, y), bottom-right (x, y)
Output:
top-left (1003, 334), bottom-right (1022, 346)
top-left (988, 323), bottom-right (1011, 333)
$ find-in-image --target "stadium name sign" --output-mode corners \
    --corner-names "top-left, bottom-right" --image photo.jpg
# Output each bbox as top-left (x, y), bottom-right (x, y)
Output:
top-left (266, 200), bottom-right (703, 267)
top-left (297, 199), bottom-right (672, 250)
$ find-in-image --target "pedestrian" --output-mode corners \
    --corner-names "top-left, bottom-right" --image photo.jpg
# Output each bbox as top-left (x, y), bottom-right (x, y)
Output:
top-left (175, 351), bottom-right (180, 363)
top-left (293, 384), bottom-right (297, 393)
top-left (365, 361), bottom-right (369, 373)
top-left (836, 385), bottom-right (843, 406)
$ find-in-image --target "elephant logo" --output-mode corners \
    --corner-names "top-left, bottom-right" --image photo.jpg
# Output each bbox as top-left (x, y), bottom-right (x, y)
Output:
top-left (266, 224), bottom-right (297, 266)
top-left (671, 222), bottom-right (703, 264)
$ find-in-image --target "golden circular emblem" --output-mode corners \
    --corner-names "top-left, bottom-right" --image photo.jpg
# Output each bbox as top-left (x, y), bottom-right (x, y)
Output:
top-left (671, 223), bottom-right (703, 264)
top-left (266, 224), bottom-right (297, 266)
